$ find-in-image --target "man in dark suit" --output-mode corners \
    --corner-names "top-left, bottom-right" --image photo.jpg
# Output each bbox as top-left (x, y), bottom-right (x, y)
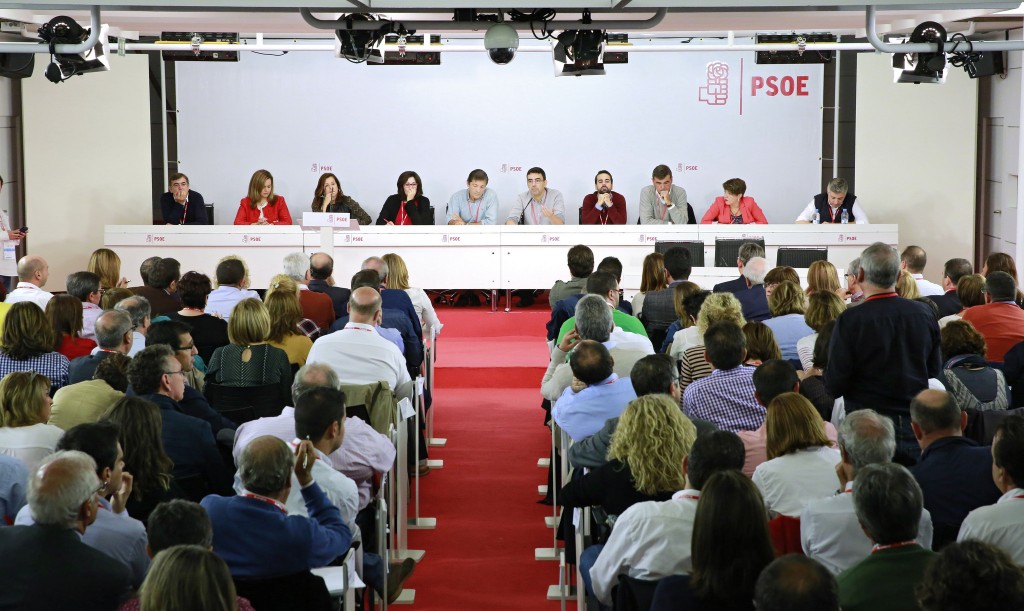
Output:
top-left (733, 256), bottom-right (771, 322)
top-left (308, 252), bottom-right (350, 320)
top-left (713, 241), bottom-right (765, 295)
top-left (130, 257), bottom-right (182, 316)
top-left (0, 450), bottom-right (131, 610)
top-left (930, 258), bottom-right (973, 319)
top-left (68, 310), bottom-right (134, 384)
top-left (361, 257), bottom-right (422, 341)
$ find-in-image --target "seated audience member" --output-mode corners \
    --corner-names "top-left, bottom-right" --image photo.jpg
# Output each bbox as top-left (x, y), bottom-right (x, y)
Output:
top-left (264, 289), bottom-right (313, 367)
top-left (137, 545), bottom-right (238, 611)
top-left (961, 271), bottom-right (1024, 362)
top-left (939, 320), bottom-right (1008, 411)
top-left (838, 463), bottom-right (936, 611)
top-left (938, 273), bottom-right (986, 328)
top-left (581, 170), bottom-right (627, 225)
top-left (234, 169), bottom-right (292, 226)
top-left (68, 310), bottom-right (133, 385)
top-left (739, 360), bottom-right (837, 477)
top-left (742, 321), bottom-right (781, 366)
top-left (447, 169), bottom-right (498, 225)
top-left (632, 252), bottom-right (667, 320)
top-left (596, 256), bottom-right (633, 315)
top-left (901, 245), bottom-right (944, 297)
top-left (66, 271), bottom-right (103, 341)
top-left (5, 255), bottom-right (54, 309)
top-left (714, 242), bottom-right (765, 294)
top-left (307, 252), bottom-right (350, 319)
top-left (587, 430), bottom-right (745, 606)
top-left (638, 246), bottom-right (692, 341)
top-left (0, 451), bottom-right (131, 609)
top-left (650, 471), bottom-right (774, 611)
top-left (958, 415), bottom-right (1024, 564)
top-left (826, 242), bottom-right (941, 465)
top-left (102, 396), bottom-right (184, 524)
top-left (806, 260), bottom-right (843, 297)
top-left (376, 170), bottom-right (432, 226)
top-left (48, 294), bottom-right (97, 360)
top-left (113, 295), bottom-right (150, 357)
top-left (283, 252), bottom-right (334, 331)
top-left (0, 301), bottom-right (69, 392)
top-left (382, 252), bottom-right (443, 336)
top-left (763, 280), bottom-right (813, 363)
top-left (676, 293), bottom-right (746, 390)
top-left (542, 295), bottom-right (650, 403)
top-left (50, 353), bottom-right (129, 430)
top-left (700, 177), bottom-right (768, 224)
top-left (131, 257), bottom-right (182, 317)
top-left (101, 287), bottom-right (134, 312)
top-left (552, 271), bottom-right (649, 350)
top-left (732, 256), bottom-right (771, 323)
top-left (796, 291), bottom-right (845, 371)
top-left (159, 172), bottom-right (208, 225)
top-left (910, 390), bottom-right (1001, 550)
top-left (335, 270), bottom-right (423, 378)
top-left (797, 321), bottom-right (837, 420)
top-left (982, 252), bottom-right (1024, 305)
top-left (166, 271), bottom-right (229, 365)
top-left (639, 164), bottom-right (695, 225)
top-left (146, 320), bottom-right (236, 437)
top-left (15, 422), bottom-right (148, 588)
top-left (205, 257), bottom-right (260, 320)
top-left (795, 177), bottom-right (869, 224)
top-left (127, 346), bottom-right (231, 497)
top-left (660, 281), bottom-right (703, 354)
top-left (754, 555), bottom-right (840, 611)
top-left (552, 340), bottom-right (637, 442)
top-left (207, 298), bottom-right (293, 402)
top-left (666, 289), bottom-right (712, 361)
top-left (683, 321), bottom-right (764, 432)
top-left (267, 274), bottom-right (322, 340)
top-left (548, 244), bottom-right (594, 308)
top-left (916, 540), bottom-right (1024, 611)
top-left (88, 248), bottom-right (128, 291)
top-left (931, 258), bottom-right (973, 319)
top-left (802, 409), bottom-right (933, 574)
top-left (360, 256), bottom-right (422, 339)
top-left (312, 172), bottom-right (371, 225)
top-left (763, 265), bottom-right (800, 301)
top-left (0, 371), bottom-right (63, 473)
top-left (569, 354), bottom-right (717, 469)
top-left (202, 436), bottom-right (352, 577)
top-left (0, 452), bottom-right (27, 524)
top-left (844, 257), bottom-right (865, 306)
top-left (752, 392), bottom-right (841, 517)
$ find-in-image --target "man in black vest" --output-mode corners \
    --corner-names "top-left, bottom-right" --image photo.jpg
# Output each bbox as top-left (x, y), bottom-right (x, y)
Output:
top-left (796, 177), bottom-right (870, 224)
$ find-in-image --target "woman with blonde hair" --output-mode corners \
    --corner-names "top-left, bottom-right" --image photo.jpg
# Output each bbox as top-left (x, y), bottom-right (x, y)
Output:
top-left (0, 371), bottom-right (62, 473)
top-left (676, 292), bottom-right (746, 391)
top-left (138, 545), bottom-right (238, 611)
top-left (233, 169), bottom-right (292, 226)
top-left (763, 280), bottom-right (813, 363)
top-left (896, 269), bottom-right (921, 299)
top-left (264, 289), bottom-right (313, 366)
top-left (88, 248), bottom-right (128, 290)
top-left (206, 298), bottom-right (293, 400)
top-left (796, 290), bottom-right (847, 371)
top-left (382, 252), bottom-right (442, 336)
top-left (47, 294), bottom-right (96, 360)
top-left (265, 273), bottom-right (321, 340)
top-left (633, 252), bottom-right (667, 319)
top-left (805, 260), bottom-right (842, 296)
top-left (661, 281), bottom-right (702, 354)
top-left (0, 301), bottom-right (69, 392)
top-left (752, 392), bottom-right (840, 517)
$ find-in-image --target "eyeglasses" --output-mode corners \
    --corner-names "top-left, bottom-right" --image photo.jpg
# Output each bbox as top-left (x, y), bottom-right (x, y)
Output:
top-left (404, 182), bottom-right (417, 187)
top-left (176, 344), bottom-right (195, 352)
top-left (164, 370), bottom-right (186, 378)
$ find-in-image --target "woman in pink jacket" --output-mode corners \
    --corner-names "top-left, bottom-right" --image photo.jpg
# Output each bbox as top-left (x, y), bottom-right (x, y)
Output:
top-left (701, 178), bottom-right (769, 224)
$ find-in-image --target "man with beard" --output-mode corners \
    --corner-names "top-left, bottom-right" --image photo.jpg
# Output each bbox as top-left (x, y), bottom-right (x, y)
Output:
top-left (581, 170), bottom-right (627, 225)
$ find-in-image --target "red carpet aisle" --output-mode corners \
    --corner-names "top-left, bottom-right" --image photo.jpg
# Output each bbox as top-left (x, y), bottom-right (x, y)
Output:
top-left (400, 305), bottom-right (576, 609)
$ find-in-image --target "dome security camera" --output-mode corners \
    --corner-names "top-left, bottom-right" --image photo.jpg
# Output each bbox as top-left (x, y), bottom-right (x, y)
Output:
top-left (485, 23), bottom-right (519, 65)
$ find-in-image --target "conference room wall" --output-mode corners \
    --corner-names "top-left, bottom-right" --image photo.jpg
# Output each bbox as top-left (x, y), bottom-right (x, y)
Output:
top-left (855, 52), bottom-right (978, 285)
top-left (22, 53), bottom-right (151, 292)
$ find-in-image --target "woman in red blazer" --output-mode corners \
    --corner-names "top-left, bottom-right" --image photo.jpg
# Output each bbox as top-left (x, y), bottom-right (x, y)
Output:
top-left (700, 178), bottom-right (769, 224)
top-left (233, 169), bottom-right (293, 225)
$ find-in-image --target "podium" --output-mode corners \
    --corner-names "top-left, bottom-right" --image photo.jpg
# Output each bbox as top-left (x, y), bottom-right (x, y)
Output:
top-left (300, 212), bottom-right (360, 258)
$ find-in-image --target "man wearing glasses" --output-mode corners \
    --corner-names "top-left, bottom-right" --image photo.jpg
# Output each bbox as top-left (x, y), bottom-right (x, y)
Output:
top-left (505, 167), bottom-right (565, 225)
top-left (68, 310), bottom-right (134, 385)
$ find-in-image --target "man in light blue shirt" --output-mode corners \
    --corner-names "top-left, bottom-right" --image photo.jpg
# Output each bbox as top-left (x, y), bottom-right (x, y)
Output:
top-left (0, 454), bottom-right (27, 525)
top-left (505, 166), bottom-right (565, 225)
top-left (552, 340), bottom-right (637, 441)
top-left (447, 169), bottom-right (498, 225)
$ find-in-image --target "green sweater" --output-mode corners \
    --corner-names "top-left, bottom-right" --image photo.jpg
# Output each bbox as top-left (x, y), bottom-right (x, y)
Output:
top-left (837, 544), bottom-right (936, 611)
top-left (557, 310), bottom-right (649, 345)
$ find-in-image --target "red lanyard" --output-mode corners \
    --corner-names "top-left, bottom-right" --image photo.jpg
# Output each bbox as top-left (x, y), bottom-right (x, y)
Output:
top-left (826, 205), bottom-right (840, 223)
top-left (243, 493), bottom-right (287, 514)
top-left (872, 540), bottom-right (917, 553)
top-left (397, 201), bottom-right (408, 226)
top-left (865, 292), bottom-right (899, 302)
top-left (468, 196), bottom-right (482, 223)
top-left (529, 191), bottom-right (548, 224)
top-left (181, 197), bottom-right (189, 224)
top-left (344, 324), bottom-right (375, 333)
top-left (676, 494), bottom-right (700, 501)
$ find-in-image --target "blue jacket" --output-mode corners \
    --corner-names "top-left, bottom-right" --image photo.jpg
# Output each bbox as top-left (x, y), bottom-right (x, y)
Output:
top-left (139, 392), bottom-right (232, 495)
top-left (381, 289), bottom-right (422, 341)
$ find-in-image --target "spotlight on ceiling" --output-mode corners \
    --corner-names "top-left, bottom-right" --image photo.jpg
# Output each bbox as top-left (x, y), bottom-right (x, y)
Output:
top-left (37, 16), bottom-right (109, 84)
top-left (334, 14), bottom-right (387, 64)
top-left (484, 23), bottom-right (519, 65)
top-left (893, 21), bottom-right (948, 84)
top-left (553, 29), bottom-right (606, 77)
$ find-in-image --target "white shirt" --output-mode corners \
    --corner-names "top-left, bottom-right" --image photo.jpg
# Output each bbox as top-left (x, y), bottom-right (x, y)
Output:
top-left (284, 442), bottom-right (359, 540)
top-left (205, 285), bottom-right (260, 320)
top-left (795, 200), bottom-right (870, 224)
top-left (589, 489), bottom-right (699, 605)
top-left (5, 282), bottom-right (53, 310)
top-left (753, 445), bottom-right (842, 517)
top-left (797, 333), bottom-right (818, 371)
top-left (610, 327), bottom-right (655, 355)
top-left (81, 302), bottom-right (102, 342)
top-left (912, 274), bottom-right (945, 297)
top-left (0, 423), bottom-right (65, 474)
top-left (307, 322), bottom-right (413, 403)
top-left (128, 331), bottom-right (146, 357)
top-left (801, 481), bottom-right (934, 575)
top-left (958, 487), bottom-right (1024, 565)
top-left (404, 287), bottom-right (442, 336)
top-left (669, 327), bottom-right (701, 361)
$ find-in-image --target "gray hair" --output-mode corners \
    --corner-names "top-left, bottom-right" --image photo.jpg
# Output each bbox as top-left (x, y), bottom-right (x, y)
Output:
top-left (853, 463), bottom-right (923, 545)
top-left (847, 257), bottom-right (861, 278)
top-left (28, 450), bottom-right (99, 529)
top-left (827, 177), bottom-right (849, 195)
top-left (859, 242), bottom-right (900, 289)
top-left (292, 362), bottom-right (340, 405)
top-left (282, 252), bottom-right (309, 282)
top-left (738, 242), bottom-right (765, 265)
top-left (115, 295), bottom-right (151, 329)
top-left (94, 310), bottom-right (133, 350)
top-left (361, 256), bottom-right (389, 280)
top-left (838, 410), bottom-right (895, 478)
top-left (237, 436), bottom-right (294, 496)
top-left (742, 257), bottom-right (768, 285)
top-left (574, 294), bottom-right (613, 343)
top-left (65, 271), bottom-right (100, 302)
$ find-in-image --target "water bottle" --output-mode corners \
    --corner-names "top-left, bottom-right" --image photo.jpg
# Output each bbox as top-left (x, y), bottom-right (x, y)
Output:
top-left (812, 210), bottom-right (820, 224)
top-left (841, 208), bottom-right (849, 224)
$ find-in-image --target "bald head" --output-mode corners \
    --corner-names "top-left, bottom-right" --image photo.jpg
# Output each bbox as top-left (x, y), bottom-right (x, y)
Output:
top-left (17, 255), bottom-right (48, 286)
top-left (292, 362), bottom-right (340, 405)
top-left (348, 286), bottom-right (382, 323)
top-left (237, 436), bottom-right (293, 496)
top-left (755, 555), bottom-right (838, 611)
top-left (910, 389), bottom-right (963, 436)
top-left (28, 450), bottom-right (99, 530)
top-left (569, 339), bottom-right (614, 385)
top-left (309, 252), bottom-right (333, 281)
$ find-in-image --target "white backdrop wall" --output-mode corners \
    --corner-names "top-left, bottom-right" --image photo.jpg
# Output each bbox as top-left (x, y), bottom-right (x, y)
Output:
top-left (176, 45), bottom-right (824, 226)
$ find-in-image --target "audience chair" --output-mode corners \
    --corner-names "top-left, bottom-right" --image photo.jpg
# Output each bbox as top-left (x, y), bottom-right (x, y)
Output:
top-left (654, 241), bottom-right (705, 267)
top-left (339, 381), bottom-right (398, 437)
top-left (173, 473), bottom-right (209, 503)
top-left (612, 574), bottom-right (661, 611)
top-left (232, 570), bottom-right (333, 611)
top-left (204, 382), bottom-right (287, 422)
top-left (715, 238), bottom-right (765, 267)
top-left (768, 515), bottom-right (804, 556)
top-left (963, 406), bottom-right (1024, 446)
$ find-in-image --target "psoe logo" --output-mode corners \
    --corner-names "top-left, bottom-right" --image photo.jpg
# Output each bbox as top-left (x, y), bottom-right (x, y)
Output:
top-left (145, 235), bottom-right (153, 243)
top-left (242, 235), bottom-right (248, 243)
top-left (442, 234), bottom-right (449, 243)
top-left (344, 234), bottom-right (351, 243)
top-left (541, 234), bottom-right (548, 243)
top-left (699, 61), bottom-right (729, 106)
top-left (638, 234), bottom-right (646, 243)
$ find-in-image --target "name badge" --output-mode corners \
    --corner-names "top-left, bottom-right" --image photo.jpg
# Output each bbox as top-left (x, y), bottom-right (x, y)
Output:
top-left (3, 242), bottom-right (15, 260)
